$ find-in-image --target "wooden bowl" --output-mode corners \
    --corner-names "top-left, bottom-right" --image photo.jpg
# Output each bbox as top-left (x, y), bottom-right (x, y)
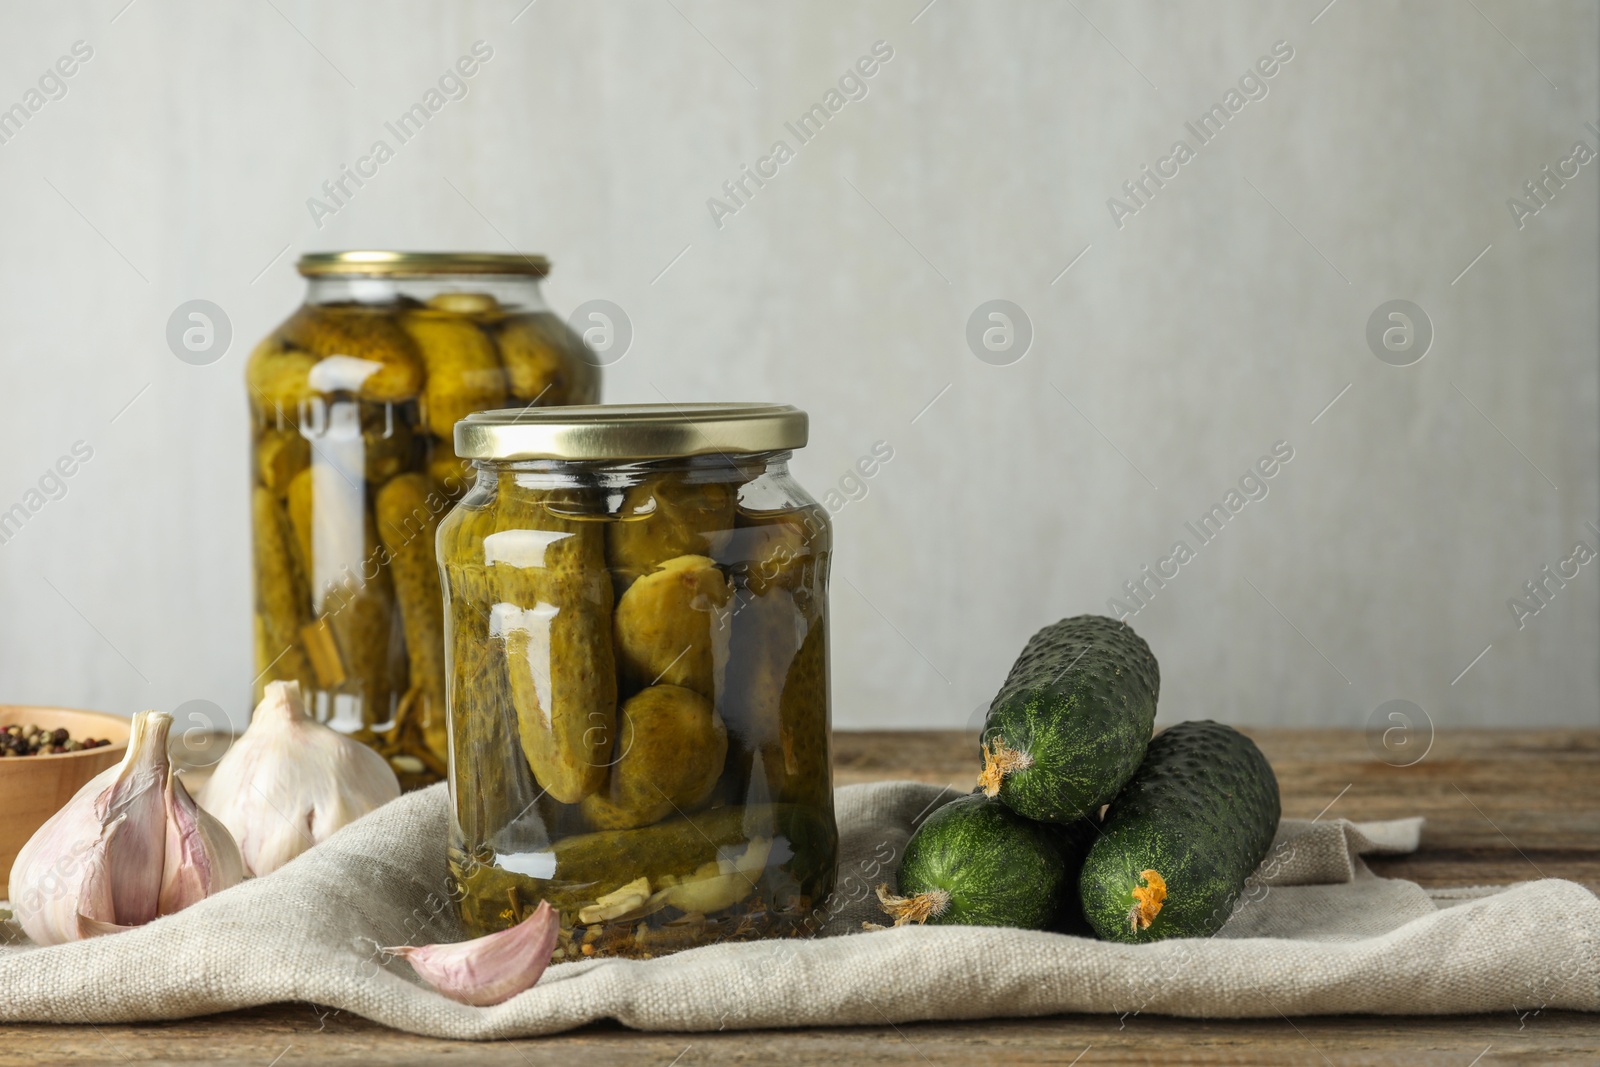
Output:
top-left (0, 706), bottom-right (130, 885)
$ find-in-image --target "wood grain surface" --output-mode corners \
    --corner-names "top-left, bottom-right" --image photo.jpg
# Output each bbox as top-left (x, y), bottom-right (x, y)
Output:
top-left (1, 727), bottom-right (1595, 1066)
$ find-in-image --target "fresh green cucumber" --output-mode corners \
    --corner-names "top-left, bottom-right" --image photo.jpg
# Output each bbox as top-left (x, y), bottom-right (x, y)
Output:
top-left (1078, 720), bottom-right (1280, 943)
top-left (979, 615), bottom-right (1159, 823)
top-left (880, 793), bottom-right (1076, 930)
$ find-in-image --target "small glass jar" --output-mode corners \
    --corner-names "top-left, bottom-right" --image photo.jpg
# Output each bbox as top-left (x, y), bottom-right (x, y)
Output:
top-left (246, 252), bottom-right (599, 788)
top-left (439, 404), bottom-right (836, 959)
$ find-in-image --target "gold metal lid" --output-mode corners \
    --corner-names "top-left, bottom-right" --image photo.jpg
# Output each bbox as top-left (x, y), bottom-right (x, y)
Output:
top-left (297, 251), bottom-right (550, 278)
top-left (455, 403), bottom-right (808, 461)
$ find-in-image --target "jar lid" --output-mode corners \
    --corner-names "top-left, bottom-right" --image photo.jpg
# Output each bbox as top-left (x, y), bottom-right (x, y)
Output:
top-left (455, 404), bottom-right (808, 461)
top-left (297, 251), bottom-right (550, 278)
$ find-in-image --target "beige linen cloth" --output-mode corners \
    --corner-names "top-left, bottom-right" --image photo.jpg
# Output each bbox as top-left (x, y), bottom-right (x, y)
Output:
top-left (1, 781), bottom-right (1596, 1038)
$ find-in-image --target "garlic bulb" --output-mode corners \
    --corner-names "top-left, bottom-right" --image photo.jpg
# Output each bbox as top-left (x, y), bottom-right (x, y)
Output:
top-left (198, 680), bottom-right (400, 877)
top-left (385, 901), bottom-right (559, 1006)
top-left (8, 710), bottom-right (244, 945)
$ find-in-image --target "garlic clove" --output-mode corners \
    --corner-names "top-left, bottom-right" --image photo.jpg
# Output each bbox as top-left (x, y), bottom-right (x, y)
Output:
top-left (158, 768), bottom-right (245, 915)
top-left (73, 815), bottom-right (136, 939)
top-left (93, 711), bottom-right (171, 929)
top-left (76, 915), bottom-right (136, 938)
top-left (10, 787), bottom-right (113, 945)
top-left (384, 901), bottom-right (560, 1007)
top-left (197, 681), bottom-right (400, 877)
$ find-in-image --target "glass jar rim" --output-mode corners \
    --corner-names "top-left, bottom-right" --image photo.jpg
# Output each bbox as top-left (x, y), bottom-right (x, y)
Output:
top-left (297, 251), bottom-right (550, 278)
top-left (455, 403), bottom-right (808, 461)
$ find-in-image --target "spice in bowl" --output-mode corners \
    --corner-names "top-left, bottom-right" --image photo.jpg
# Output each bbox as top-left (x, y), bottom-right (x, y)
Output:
top-left (0, 723), bottom-right (114, 756)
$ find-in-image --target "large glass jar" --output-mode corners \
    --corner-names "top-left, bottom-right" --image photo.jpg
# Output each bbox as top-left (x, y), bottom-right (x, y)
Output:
top-left (246, 252), bottom-right (599, 788)
top-left (439, 404), bottom-right (836, 959)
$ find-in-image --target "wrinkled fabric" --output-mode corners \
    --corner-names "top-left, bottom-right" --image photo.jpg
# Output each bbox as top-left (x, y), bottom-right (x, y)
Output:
top-left (1, 781), bottom-right (1594, 1039)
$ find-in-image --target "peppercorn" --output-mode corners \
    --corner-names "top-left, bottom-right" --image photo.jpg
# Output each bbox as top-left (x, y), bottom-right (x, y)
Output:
top-left (0, 722), bottom-right (113, 757)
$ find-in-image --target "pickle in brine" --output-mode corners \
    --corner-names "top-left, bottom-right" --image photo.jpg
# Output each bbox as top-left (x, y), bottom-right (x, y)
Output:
top-left (490, 481), bottom-right (616, 805)
top-left (251, 486), bottom-right (313, 695)
top-left (606, 474), bottom-right (736, 590)
top-left (451, 626), bottom-right (546, 848)
top-left (774, 620), bottom-right (830, 808)
top-left (579, 684), bottom-right (727, 831)
top-left (715, 586), bottom-right (830, 809)
top-left (285, 468), bottom-right (401, 721)
top-left (612, 555), bottom-right (731, 699)
top-left (376, 473), bottom-right (449, 761)
top-left (427, 291), bottom-right (501, 317)
top-left (717, 588), bottom-right (797, 800)
top-left (427, 440), bottom-right (476, 499)
top-left (246, 338), bottom-right (317, 418)
top-left (255, 428), bottom-right (309, 495)
top-left (361, 403), bottom-right (416, 484)
top-left (719, 509), bottom-right (826, 598)
top-left (399, 309), bottom-right (507, 438)
top-left (441, 499), bottom-right (547, 846)
top-left (279, 305), bottom-right (423, 402)
top-left (493, 312), bottom-right (598, 406)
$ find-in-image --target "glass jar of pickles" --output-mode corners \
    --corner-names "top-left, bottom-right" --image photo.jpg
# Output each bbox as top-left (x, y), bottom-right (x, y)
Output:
top-left (439, 404), bottom-right (836, 959)
top-left (247, 252), bottom-right (599, 788)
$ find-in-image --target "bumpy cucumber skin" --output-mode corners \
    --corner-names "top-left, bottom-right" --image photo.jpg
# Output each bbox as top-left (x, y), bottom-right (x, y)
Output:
top-left (981, 615), bottom-right (1160, 823)
top-left (897, 793), bottom-right (1067, 929)
top-left (1078, 720), bottom-right (1281, 943)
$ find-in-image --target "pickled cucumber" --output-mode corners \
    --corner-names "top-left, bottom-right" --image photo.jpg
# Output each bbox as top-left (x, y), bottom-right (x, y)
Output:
top-left (606, 475), bottom-right (736, 590)
top-left (285, 467), bottom-right (401, 720)
top-left (720, 591), bottom-right (800, 799)
top-left (246, 339), bottom-right (317, 416)
top-left (361, 403), bottom-right (416, 484)
top-left (493, 312), bottom-right (599, 405)
top-left (440, 498), bottom-right (547, 845)
top-left (333, 569), bottom-right (402, 723)
top-left (720, 510), bottom-right (824, 598)
top-left (255, 428), bottom-right (309, 494)
top-left (450, 627), bottom-right (544, 847)
top-left (376, 473), bottom-right (449, 761)
top-left (502, 588), bottom-right (615, 804)
top-left (284, 468), bottom-right (363, 599)
top-left (774, 620), bottom-right (829, 807)
top-left (491, 480), bottom-right (616, 805)
top-left (427, 291), bottom-right (500, 317)
top-left (279, 305), bottom-right (423, 402)
top-left (438, 495), bottom-right (498, 611)
top-left (613, 555), bottom-right (732, 698)
top-left (399, 310), bottom-right (507, 437)
top-left (251, 486), bottom-right (313, 693)
top-left (579, 685), bottom-right (728, 831)
top-left (427, 441), bottom-right (475, 498)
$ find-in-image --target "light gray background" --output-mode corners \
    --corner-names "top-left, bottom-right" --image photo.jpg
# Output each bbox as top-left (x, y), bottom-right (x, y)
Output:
top-left (0, 1), bottom-right (1594, 735)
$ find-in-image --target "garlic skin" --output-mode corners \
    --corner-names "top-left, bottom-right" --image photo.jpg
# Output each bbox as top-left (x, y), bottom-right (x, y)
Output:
top-left (8, 710), bottom-right (242, 946)
top-left (385, 901), bottom-right (560, 1006)
top-left (198, 680), bottom-right (400, 877)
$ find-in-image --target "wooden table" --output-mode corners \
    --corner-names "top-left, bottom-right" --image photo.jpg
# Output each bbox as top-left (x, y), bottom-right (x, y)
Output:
top-left (3, 728), bottom-right (1596, 1065)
